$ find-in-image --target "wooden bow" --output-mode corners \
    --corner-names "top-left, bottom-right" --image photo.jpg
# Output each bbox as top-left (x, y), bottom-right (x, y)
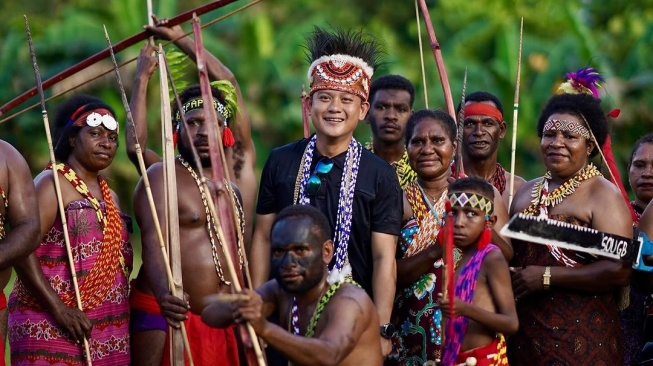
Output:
top-left (0, 0), bottom-right (240, 117)
top-left (416, 0), bottom-right (455, 119)
top-left (192, 14), bottom-right (266, 366)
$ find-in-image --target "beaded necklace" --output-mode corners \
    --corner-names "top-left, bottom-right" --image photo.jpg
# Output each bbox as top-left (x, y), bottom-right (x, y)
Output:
top-left (525, 163), bottom-right (601, 216)
top-left (0, 187), bottom-right (8, 239)
top-left (16, 163), bottom-right (126, 310)
top-left (293, 135), bottom-right (361, 284)
top-left (178, 156), bottom-right (245, 285)
top-left (290, 277), bottom-right (358, 337)
top-left (524, 163), bottom-right (601, 267)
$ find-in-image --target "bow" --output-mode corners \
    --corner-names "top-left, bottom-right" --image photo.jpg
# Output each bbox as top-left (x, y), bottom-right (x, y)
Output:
top-left (192, 14), bottom-right (266, 366)
top-left (0, 0), bottom-right (240, 117)
top-left (416, 0), bottom-right (455, 119)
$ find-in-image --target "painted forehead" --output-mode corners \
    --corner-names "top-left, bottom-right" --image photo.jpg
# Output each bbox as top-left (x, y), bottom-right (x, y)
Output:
top-left (448, 191), bottom-right (493, 215)
top-left (271, 217), bottom-right (316, 247)
top-left (543, 114), bottom-right (590, 139)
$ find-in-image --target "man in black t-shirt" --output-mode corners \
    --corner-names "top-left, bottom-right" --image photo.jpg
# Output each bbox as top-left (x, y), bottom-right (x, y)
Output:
top-left (250, 27), bottom-right (402, 358)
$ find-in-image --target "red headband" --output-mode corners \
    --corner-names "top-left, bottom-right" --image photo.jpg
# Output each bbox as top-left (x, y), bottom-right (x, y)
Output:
top-left (463, 103), bottom-right (503, 122)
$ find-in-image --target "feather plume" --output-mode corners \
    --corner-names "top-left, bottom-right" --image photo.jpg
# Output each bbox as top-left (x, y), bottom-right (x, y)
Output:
top-left (557, 67), bottom-right (605, 98)
top-left (165, 49), bottom-right (239, 125)
top-left (304, 26), bottom-right (383, 73)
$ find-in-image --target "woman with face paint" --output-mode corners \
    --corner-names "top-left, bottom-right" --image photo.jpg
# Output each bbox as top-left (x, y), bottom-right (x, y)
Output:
top-left (8, 95), bottom-right (133, 365)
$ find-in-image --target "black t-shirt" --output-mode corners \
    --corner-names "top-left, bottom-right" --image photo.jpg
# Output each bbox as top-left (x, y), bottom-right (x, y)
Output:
top-left (257, 137), bottom-right (403, 296)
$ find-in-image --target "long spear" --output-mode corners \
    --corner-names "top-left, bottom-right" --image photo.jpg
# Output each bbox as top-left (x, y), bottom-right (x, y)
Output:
top-left (1, 0), bottom-right (240, 117)
top-left (192, 14), bottom-right (265, 365)
top-left (417, 0), bottom-right (455, 119)
top-left (103, 25), bottom-right (195, 365)
top-left (454, 68), bottom-right (467, 179)
top-left (508, 18), bottom-right (524, 208)
top-left (24, 15), bottom-right (93, 366)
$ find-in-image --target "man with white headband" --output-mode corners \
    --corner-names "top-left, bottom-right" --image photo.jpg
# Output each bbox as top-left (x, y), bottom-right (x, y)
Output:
top-left (252, 27), bottom-right (403, 359)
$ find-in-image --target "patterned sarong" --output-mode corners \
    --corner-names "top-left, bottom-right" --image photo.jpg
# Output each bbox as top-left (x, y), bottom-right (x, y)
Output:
top-left (8, 199), bottom-right (133, 365)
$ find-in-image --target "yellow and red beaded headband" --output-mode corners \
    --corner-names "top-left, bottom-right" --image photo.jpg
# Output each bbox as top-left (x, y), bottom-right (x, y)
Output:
top-left (174, 97), bottom-right (230, 125)
top-left (448, 192), bottom-right (494, 215)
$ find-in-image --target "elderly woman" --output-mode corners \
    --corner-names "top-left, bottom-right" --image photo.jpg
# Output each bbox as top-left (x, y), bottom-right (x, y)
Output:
top-left (622, 133), bottom-right (653, 365)
top-left (386, 110), bottom-right (508, 365)
top-left (9, 95), bottom-right (132, 365)
top-left (508, 91), bottom-right (632, 365)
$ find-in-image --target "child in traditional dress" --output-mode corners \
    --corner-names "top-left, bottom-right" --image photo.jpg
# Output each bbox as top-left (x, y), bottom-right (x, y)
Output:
top-left (439, 177), bottom-right (518, 366)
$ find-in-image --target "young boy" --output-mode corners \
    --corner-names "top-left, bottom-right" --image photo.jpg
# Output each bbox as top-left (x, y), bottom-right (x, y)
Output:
top-left (438, 177), bottom-right (518, 366)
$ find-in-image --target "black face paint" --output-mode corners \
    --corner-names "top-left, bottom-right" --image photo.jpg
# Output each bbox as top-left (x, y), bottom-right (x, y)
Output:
top-left (271, 217), bottom-right (325, 294)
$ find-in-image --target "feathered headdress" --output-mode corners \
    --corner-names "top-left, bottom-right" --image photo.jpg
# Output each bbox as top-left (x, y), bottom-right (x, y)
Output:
top-left (166, 50), bottom-right (239, 125)
top-left (557, 67), bottom-right (636, 222)
top-left (557, 67), bottom-right (605, 98)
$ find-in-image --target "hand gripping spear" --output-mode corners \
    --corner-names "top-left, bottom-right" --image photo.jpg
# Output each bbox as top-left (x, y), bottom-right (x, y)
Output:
top-left (23, 15), bottom-right (93, 366)
top-left (191, 14), bottom-right (265, 366)
top-left (103, 25), bottom-right (195, 365)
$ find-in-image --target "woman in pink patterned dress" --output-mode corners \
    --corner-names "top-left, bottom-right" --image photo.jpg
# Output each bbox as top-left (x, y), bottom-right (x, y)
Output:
top-left (8, 95), bottom-right (132, 365)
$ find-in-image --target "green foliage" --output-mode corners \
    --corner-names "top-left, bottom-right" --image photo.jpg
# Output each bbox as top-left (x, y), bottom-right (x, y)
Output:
top-left (1, 0), bottom-right (653, 214)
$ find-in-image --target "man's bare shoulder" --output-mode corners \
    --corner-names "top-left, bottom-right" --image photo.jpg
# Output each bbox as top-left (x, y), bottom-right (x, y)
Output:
top-left (328, 283), bottom-right (374, 315)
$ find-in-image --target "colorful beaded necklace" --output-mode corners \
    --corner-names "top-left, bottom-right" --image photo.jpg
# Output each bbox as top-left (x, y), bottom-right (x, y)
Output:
top-left (293, 135), bottom-right (361, 284)
top-left (290, 277), bottom-right (358, 337)
top-left (524, 163), bottom-right (601, 267)
top-left (178, 156), bottom-right (245, 285)
top-left (16, 163), bottom-right (126, 310)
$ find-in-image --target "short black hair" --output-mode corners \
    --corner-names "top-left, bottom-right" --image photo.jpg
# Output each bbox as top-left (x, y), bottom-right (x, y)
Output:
top-left (53, 94), bottom-right (116, 162)
top-left (405, 109), bottom-right (456, 147)
top-left (369, 75), bottom-right (415, 107)
top-left (456, 91), bottom-right (504, 116)
top-left (536, 93), bottom-right (608, 158)
top-left (172, 84), bottom-right (228, 129)
top-left (448, 177), bottom-right (495, 203)
top-left (630, 133), bottom-right (653, 167)
top-left (272, 205), bottom-right (331, 246)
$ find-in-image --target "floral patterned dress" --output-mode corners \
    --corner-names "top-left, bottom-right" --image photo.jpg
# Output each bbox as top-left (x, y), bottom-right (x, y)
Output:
top-left (386, 183), bottom-right (445, 366)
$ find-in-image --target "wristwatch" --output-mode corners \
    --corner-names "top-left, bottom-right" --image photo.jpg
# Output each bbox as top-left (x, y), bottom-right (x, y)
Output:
top-left (543, 266), bottom-right (551, 290)
top-left (380, 323), bottom-right (395, 339)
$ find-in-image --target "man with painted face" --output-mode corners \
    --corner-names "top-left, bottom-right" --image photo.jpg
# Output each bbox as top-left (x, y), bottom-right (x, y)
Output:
top-left (457, 91), bottom-right (525, 207)
top-left (203, 205), bottom-right (383, 366)
top-left (365, 75), bottom-right (416, 188)
top-left (251, 27), bottom-right (403, 358)
top-left (132, 85), bottom-right (244, 365)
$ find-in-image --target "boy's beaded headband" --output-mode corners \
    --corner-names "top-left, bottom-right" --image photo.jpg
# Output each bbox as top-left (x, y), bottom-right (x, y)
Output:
top-left (448, 192), bottom-right (494, 215)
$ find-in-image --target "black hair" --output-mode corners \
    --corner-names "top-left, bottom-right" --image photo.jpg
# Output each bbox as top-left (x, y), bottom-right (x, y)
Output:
top-left (272, 205), bottom-right (331, 246)
top-left (53, 94), bottom-right (116, 162)
top-left (455, 91), bottom-right (504, 116)
top-left (171, 84), bottom-right (229, 129)
top-left (405, 109), bottom-right (457, 147)
top-left (448, 177), bottom-right (495, 202)
top-left (630, 133), bottom-right (653, 167)
top-left (536, 93), bottom-right (608, 158)
top-left (304, 26), bottom-right (383, 72)
top-left (369, 75), bottom-right (415, 107)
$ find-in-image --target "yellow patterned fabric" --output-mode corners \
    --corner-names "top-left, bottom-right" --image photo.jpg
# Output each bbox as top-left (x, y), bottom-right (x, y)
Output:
top-left (366, 142), bottom-right (416, 188)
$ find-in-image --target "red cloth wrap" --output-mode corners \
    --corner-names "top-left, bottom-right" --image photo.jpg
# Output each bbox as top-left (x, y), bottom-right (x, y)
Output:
top-left (129, 282), bottom-right (161, 314)
top-left (162, 311), bottom-right (239, 366)
top-left (463, 103), bottom-right (503, 122)
top-left (455, 336), bottom-right (508, 366)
